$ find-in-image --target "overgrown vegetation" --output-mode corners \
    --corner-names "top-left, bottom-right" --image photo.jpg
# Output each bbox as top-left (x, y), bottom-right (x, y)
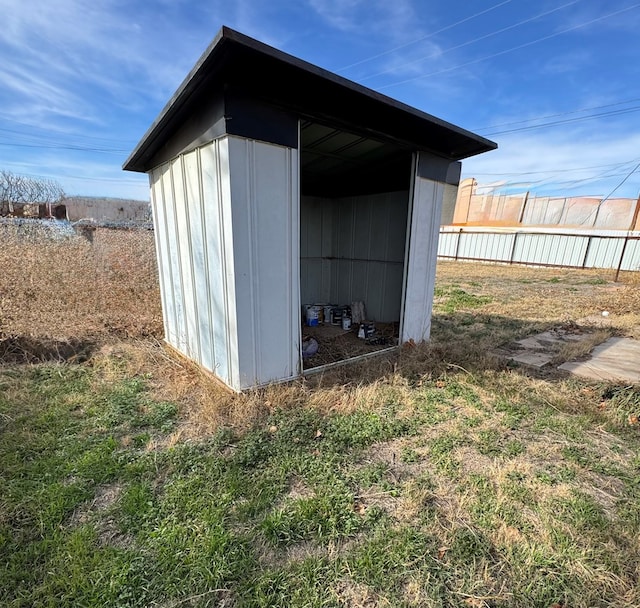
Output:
top-left (1, 234), bottom-right (639, 607)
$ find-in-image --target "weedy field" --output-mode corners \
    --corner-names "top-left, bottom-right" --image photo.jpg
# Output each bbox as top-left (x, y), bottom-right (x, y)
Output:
top-left (1, 230), bottom-right (639, 608)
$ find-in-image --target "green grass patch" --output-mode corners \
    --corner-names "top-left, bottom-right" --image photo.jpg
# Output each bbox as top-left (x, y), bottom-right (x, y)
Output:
top-left (2, 357), bottom-right (639, 608)
top-left (433, 285), bottom-right (492, 313)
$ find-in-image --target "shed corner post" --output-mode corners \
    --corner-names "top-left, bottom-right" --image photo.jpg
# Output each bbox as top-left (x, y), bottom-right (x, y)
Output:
top-left (401, 153), bottom-right (458, 344)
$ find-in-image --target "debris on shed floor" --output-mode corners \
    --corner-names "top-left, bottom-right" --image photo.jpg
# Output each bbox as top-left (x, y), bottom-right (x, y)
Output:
top-left (302, 322), bottom-right (399, 369)
top-left (559, 337), bottom-right (640, 383)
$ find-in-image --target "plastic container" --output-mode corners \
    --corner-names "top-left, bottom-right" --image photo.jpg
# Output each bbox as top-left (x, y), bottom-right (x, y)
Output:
top-left (304, 305), bottom-right (321, 326)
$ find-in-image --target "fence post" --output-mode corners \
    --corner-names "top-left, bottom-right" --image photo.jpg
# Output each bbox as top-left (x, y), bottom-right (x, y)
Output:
top-left (509, 232), bottom-right (519, 264)
top-left (454, 228), bottom-right (463, 261)
top-left (581, 236), bottom-right (592, 269)
top-left (615, 235), bottom-right (630, 282)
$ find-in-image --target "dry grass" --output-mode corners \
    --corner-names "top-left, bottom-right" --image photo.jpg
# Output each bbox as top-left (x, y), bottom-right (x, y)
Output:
top-left (0, 228), bottom-right (162, 342)
top-left (1, 232), bottom-right (639, 440)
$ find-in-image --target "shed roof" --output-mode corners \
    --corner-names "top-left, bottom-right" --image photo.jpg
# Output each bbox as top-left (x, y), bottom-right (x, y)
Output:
top-left (124, 26), bottom-right (496, 173)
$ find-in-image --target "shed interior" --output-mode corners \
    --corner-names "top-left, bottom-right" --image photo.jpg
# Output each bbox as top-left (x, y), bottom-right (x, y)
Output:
top-left (299, 120), bottom-right (413, 369)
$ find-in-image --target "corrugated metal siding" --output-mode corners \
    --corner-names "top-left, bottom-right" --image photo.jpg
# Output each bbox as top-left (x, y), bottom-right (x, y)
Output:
top-left (438, 230), bottom-right (459, 258)
top-left (438, 227), bottom-right (640, 271)
top-left (458, 231), bottom-right (514, 262)
top-left (621, 239), bottom-right (640, 271)
top-left (402, 165), bottom-right (444, 343)
top-left (331, 192), bottom-right (408, 322)
top-left (148, 139), bottom-right (237, 389)
top-left (584, 237), bottom-right (624, 269)
top-left (513, 233), bottom-right (589, 266)
top-left (149, 170), bottom-right (171, 342)
top-left (199, 139), bottom-right (236, 385)
top-left (300, 196), bottom-right (333, 304)
top-left (171, 156), bottom-right (200, 361)
top-left (157, 162), bottom-right (187, 352)
top-left (227, 137), bottom-right (300, 390)
top-left (300, 192), bottom-right (408, 322)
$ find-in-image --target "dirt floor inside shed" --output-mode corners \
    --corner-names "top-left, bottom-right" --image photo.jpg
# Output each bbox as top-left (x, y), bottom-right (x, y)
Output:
top-left (302, 322), bottom-right (399, 370)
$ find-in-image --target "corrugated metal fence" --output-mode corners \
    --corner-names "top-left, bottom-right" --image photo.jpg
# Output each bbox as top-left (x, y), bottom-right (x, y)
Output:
top-left (438, 226), bottom-right (640, 272)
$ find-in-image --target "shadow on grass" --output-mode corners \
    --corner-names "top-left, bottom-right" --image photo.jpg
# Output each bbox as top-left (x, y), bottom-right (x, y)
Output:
top-left (0, 335), bottom-right (96, 364)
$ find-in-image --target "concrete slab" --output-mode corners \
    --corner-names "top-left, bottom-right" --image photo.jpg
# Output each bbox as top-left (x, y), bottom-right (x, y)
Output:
top-left (515, 329), bottom-right (590, 350)
top-left (559, 337), bottom-right (640, 383)
top-left (508, 351), bottom-right (556, 368)
top-left (496, 327), bottom-right (597, 369)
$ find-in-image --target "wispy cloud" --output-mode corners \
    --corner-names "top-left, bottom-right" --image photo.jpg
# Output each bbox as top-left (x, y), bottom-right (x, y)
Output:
top-left (308, 0), bottom-right (422, 44)
top-left (462, 129), bottom-right (640, 198)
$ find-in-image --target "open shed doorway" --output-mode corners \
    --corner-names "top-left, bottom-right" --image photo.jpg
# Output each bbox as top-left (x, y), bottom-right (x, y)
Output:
top-left (299, 120), bottom-right (414, 371)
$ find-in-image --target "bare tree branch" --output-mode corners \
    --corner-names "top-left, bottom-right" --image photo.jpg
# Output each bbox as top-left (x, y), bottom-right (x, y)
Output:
top-left (0, 171), bottom-right (65, 215)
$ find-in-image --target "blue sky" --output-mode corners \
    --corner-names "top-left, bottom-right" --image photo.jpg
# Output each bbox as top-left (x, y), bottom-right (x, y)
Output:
top-left (1, 0), bottom-right (639, 201)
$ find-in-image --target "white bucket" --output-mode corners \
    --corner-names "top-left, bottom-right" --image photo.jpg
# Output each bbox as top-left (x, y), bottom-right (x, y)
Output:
top-left (305, 305), bottom-right (321, 326)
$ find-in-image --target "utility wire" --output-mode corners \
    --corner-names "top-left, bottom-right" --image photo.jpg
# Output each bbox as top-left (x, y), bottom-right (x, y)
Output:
top-left (7, 169), bottom-right (145, 184)
top-left (0, 125), bottom-right (136, 148)
top-left (359, 0), bottom-right (580, 83)
top-left (483, 105), bottom-right (640, 136)
top-left (599, 160), bottom-right (640, 203)
top-left (377, 3), bottom-right (640, 90)
top-left (0, 142), bottom-right (127, 154)
top-left (336, 0), bottom-right (516, 72)
top-left (469, 159), bottom-right (640, 177)
top-left (473, 96), bottom-right (640, 131)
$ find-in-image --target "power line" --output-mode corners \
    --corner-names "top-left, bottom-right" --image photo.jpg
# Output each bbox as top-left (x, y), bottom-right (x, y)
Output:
top-left (483, 105), bottom-right (640, 136)
top-left (0, 125), bottom-right (136, 149)
top-left (0, 115), bottom-right (136, 145)
top-left (377, 3), bottom-right (640, 90)
top-left (358, 0), bottom-right (580, 83)
top-left (599, 160), bottom-right (640, 203)
top-left (0, 142), bottom-right (128, 154)
top-left (467, 159), bottom-right (640, 177)
top-left (473, 96), bottom-right (640, 132)
top-left (335, 0), bottom-right (517, 72)
top-left (6, 169), bottom-right (146, 185)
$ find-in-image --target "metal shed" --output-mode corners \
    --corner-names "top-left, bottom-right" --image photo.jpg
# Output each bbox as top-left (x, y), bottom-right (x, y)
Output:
top-left (124, 26), bottom-right (496, 391)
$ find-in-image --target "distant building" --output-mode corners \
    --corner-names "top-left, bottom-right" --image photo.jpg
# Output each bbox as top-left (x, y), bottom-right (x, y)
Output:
top-left (62, 197), bottom-right (151, 223)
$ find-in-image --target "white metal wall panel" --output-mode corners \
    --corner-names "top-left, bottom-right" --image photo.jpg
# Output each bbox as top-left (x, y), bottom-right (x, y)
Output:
top-left (299, 192), bottom-right (408, 322)
top-left (149, 141), bottom-right (238, 389)
top-left (171, 157), bottom-right (200, 361)
top-left (513, 233), bottom-right (588, 266)
top-left (560, 198), bottom-right (598, 226)
top-left (227, 137), bottom-right (300, 389)
top-left (149, 170), bottom-right (171, 342)
top-left (584, 237), bottom-right (624, 269)
top-left (402, 170), bottom-right (444, 343)
top-left (183, 149), bottom-right (211, 371)
top-left (200, 139), bottom-right (237, 388)
top-left (458, 231), bottom-right (514, 262)
top-left (437, 228), bottom-right (640, 270)
top-left (159, 162), bottom-right (188, 352)
top-left (621, 239), bottom-right (640, 271)
top-left (522, 197), bottom-right (564, 226)
top-left (438, 229), bottom-right (459, 258)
